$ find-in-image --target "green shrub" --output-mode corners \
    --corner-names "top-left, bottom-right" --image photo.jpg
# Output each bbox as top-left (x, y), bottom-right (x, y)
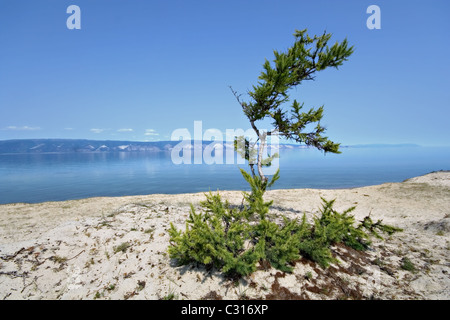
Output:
top-left (400, 257), bottom-right (416, 272)
top-left (114, 242), bottom-right (130, 254)
top-left (360, 216), bottom-right (403, 239)
top-left (168, 192), bottom-right (259, 276)
top-left (168, 169), bottom-right (402, 276)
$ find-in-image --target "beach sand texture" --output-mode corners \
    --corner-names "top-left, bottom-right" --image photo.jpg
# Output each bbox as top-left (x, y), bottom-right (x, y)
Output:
top-left (0, 171), bottom-right (449, 300)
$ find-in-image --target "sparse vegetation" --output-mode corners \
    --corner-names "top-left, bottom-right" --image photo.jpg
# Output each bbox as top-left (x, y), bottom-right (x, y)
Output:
top-left (144, 227), bottom-right (155, 240)
top-left (400, 257), bottom-right (416, 272)
top-left (114, 242), bottom-right (130, 254)
top-left (361, 216), bottom-right (403, 239)
top-left (51, 255), bottom-right (67, 264)
top-left (106, 284), bottom-right (115, 291)
top-left (162, 290), bottom-right (177, 300)
top-left (96, 220), bottom-right (112, 229)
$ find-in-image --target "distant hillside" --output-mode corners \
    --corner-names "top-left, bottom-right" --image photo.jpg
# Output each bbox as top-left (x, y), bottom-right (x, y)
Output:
top-left (348, 143), bottom-right (420, 148)
top-left (0, 139), bottom-right (308, 154)
top-left (0, 139), bottom-right (175, 154)
top-left (0, 139), bottom-right (422, 154)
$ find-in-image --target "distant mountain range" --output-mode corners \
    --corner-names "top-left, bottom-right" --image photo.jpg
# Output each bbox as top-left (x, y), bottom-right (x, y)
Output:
top-left (348, 143), bottom-right (420, 148)
top-left (0, 139), bottom-right (420, 154)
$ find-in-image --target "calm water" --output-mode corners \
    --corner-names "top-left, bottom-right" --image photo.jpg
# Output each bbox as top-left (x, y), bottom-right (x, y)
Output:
top-left (0, 147), bottom-right (449, 204)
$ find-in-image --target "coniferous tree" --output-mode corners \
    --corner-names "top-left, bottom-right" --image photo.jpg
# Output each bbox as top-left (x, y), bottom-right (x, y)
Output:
top-left (231, 29), bottom-right (354, 183)
top-left (168, 29), bottom-right (402, 277)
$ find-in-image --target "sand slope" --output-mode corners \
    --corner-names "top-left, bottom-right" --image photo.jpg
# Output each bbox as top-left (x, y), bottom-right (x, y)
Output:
top-left (0, 171), bottom-right (449, 300)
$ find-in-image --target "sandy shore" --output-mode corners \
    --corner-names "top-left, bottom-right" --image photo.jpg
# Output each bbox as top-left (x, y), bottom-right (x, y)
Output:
top-left (0, 171), bottom-right (449, 300)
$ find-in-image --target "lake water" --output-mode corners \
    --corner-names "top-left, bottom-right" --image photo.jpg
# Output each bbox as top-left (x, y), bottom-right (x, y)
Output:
top-left (0, 146), bottom-right (449, 204)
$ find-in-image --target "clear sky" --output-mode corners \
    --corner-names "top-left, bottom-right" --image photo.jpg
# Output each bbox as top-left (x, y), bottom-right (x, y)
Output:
top-left (0, 0), bottom-right (449, 146)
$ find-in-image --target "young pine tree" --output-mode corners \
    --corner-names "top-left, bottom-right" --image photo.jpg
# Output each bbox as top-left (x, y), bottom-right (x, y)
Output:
top-left (168, 29), bottom-right (402, 276)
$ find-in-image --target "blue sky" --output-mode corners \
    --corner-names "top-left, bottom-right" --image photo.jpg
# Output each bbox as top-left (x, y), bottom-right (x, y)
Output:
top-left (0, 0), bottom-right (449, 146)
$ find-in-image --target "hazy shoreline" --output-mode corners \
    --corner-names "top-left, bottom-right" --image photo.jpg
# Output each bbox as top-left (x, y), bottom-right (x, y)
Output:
top-left (0, 171), bottom-right (449, 300)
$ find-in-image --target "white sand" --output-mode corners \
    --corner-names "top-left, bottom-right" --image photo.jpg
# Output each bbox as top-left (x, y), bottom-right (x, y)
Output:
top-left (0, 171), bottom-right (449, 300)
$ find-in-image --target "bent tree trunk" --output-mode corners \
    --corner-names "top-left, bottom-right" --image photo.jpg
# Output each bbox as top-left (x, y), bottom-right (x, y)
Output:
top-left (257, 130), bottom-right (267, 184)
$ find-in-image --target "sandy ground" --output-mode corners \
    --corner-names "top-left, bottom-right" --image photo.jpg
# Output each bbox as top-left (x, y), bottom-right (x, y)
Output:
top-left (0, 171), bottom-right (449, 300)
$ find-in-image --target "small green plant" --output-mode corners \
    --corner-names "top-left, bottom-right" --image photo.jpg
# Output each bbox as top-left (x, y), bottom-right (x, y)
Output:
top-left (162, 291), bottom-right (177, 300)
top-left (96, 220), bottom-right (112, 229)
top-left (400, 257), bottom-right (416, 272)
top-left (114, 242), bottom-right (130, 254)
top-left (360, 216), bottom-right (403, 239)
top-left (106, 284), bottom-right (115, 291)
top-left (52, 255), bottom-right (68, 264)
top-left (237, 284), bottom-right (249, 300)
top-left (94, 291), bottom-right (102, 299)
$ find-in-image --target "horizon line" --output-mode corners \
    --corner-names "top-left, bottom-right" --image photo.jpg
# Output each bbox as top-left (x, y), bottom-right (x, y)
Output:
top-left (0, 138), bottom-right (436, 148)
